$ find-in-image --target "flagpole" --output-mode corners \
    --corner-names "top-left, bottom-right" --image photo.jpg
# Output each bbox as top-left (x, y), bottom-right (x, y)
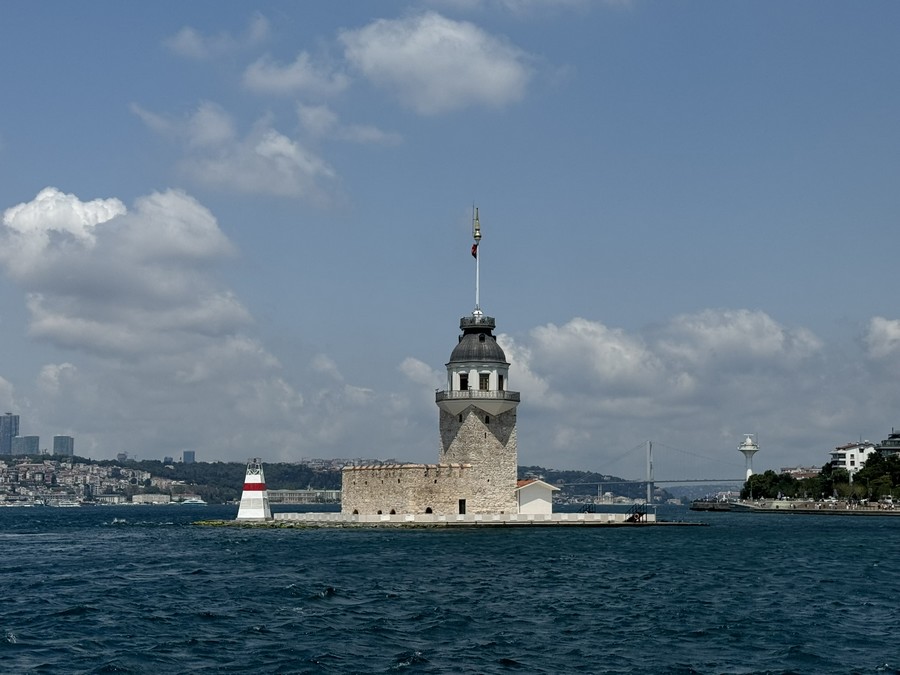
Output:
top-left (473, 206), bottom-right (482, 312)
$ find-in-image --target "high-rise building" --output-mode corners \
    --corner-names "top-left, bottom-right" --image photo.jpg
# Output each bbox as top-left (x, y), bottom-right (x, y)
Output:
top-left (183, 450), bottom-right (195, 464)
top-left (53, 435), bottom-right (75, 457)
top-left (0, 413), bottom-right (20, 456)
top-left (11, 436), bottom-right (39, 456)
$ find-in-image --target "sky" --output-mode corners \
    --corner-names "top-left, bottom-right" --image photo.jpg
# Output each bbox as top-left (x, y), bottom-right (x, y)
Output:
top-left (1, 1), bottom-right (899, 482)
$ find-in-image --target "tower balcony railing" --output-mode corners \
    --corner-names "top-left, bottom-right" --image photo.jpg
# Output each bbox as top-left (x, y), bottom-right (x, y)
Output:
top-left (460, 315), bottom-right (495, 329)
top-left (435, 390), bottom-right (520, 403)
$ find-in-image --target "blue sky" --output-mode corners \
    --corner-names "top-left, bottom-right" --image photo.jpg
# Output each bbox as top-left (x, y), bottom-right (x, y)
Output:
top-left (1, 1), bottom-right (899, 481)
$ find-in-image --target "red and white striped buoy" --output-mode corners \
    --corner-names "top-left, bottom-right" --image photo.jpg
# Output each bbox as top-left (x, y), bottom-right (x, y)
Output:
top-left (236, 457), bottom-right (272, 521)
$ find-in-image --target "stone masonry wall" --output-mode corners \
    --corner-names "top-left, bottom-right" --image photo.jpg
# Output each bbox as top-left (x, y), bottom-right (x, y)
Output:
top-left (340, 405), bottom-right (520, 516)
top-left (439, 406), bottom-right (518, 514)
top-left (342, 463), bottom-right (480, 516)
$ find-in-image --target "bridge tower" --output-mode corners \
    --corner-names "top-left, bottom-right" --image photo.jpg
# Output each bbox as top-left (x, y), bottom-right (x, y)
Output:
top-left (738, 434), bottom-right (760, 480)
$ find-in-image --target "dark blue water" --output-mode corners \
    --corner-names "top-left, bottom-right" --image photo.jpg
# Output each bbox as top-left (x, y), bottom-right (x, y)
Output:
top-left (1, 505), bottom-right (899, 674)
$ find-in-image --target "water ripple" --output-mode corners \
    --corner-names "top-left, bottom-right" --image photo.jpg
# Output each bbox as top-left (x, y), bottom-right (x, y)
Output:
top-left (2, 507), bottom-right (900, 673)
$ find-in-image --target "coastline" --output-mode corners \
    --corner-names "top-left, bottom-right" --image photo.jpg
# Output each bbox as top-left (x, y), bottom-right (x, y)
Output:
top-left (195, 510), bottom-right (706, 528)
top-left (693, 499), bottom-right (900, 516)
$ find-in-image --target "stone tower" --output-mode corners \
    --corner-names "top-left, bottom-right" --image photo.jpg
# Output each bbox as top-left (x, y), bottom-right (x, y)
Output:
top-left (434, 208), bottom-right (520, 514)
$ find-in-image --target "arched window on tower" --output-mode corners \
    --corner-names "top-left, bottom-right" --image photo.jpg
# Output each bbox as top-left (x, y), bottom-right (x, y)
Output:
top-left (459, 373), bottom-right (468, 391)
top-left (498, 374), bottom-right (504, 391)
top-left (479, 373), bottom-right (489, 390)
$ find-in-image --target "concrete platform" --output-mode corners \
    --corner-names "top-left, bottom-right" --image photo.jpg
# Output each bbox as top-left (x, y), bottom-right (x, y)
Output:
top-left (736, 500), bottom-right (900, 516)
top-left (196, 511), bottom-right (706, 528)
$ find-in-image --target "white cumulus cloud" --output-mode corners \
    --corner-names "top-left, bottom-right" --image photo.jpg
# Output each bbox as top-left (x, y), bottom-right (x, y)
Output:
top-left (655, 309), bottom-right (822, 369)
top-left (36, 363), bottom-right (77, 396)
top-left (400, 357), bottom-right (443, 388)
top-left (186, 102), bottom-right (237, 149)
top-left (864, 317), bottom-right (900, 359)
top-left (297, 104), bottom-right (401, 144)
top-left (132, 103), bottom-right (337, 200)
top-left (0, 187), bottom-right (443, 464)
top-left (339, 12), bottom-right (532, 114)
top-left (496, 309), bottom-right (846, 477)
top-left (0, 188), bottom-right (322, 461)
top-left (531, 317), bottom-right (666, 393)
top-left (1, 188), bottom-right (246, 358)
top-left (165, 14), bottom-right (270, 60)
top-left (243, 52), bottom-right (350, 97)
top-left (1, 188), bottom-right (125, 277)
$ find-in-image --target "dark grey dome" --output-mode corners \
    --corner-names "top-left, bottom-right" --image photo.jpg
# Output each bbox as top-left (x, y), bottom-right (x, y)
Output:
top-left (447, 313), bottom-right (507, 364)
top-left (449, 332), bottom-right (507, 364)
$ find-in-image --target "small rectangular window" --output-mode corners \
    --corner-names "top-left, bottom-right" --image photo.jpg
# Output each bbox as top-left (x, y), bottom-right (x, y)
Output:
top-left (458, 499), bottom-right (466, 515)
top-left (479, 373), bottom-right (489, 390)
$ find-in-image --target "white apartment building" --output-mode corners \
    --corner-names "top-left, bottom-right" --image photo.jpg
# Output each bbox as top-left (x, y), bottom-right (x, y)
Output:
top-left (829, 441), bottom-right (876, 480)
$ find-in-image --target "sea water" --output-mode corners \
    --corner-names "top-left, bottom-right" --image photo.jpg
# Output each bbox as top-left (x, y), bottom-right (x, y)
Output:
top-left (1, 505), bottom-right (898, 674)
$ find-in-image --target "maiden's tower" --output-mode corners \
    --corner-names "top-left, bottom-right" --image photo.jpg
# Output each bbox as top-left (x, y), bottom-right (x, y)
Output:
top-left (267, 209), bottom-right (660, 525)
top-left (341, 209), bottom-right (523, 516)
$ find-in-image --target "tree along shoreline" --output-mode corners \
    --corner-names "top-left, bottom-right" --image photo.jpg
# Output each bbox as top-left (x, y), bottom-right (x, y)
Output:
top-left (741, 454), bottom-right (900, 501)
top-left (10, 456), bottom-right (669, 505)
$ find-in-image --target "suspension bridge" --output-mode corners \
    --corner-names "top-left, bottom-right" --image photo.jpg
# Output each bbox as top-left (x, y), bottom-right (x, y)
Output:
top-left (560, 440), bottom-right (748, 502)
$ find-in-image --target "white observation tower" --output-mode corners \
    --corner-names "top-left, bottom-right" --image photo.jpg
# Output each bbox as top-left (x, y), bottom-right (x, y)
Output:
top-left (738, 434), bottom-right (760, 480)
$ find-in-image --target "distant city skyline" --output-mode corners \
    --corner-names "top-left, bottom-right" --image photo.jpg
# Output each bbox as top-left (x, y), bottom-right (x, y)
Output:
top-left (0, 410), bottom-right (78, 457)
top-left (2, 3), bottom-right (900, 480)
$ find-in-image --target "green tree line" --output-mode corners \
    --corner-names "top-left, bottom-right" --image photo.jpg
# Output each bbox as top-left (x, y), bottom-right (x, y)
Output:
top-left (94, 458), bottom-right (343, 504)
top-left (35, 456), bottom-right (669, 504)
top-left (741, 454), bottom-right (900, 501)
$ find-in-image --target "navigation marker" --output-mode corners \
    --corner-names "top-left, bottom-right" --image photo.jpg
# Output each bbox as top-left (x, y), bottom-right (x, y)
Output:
top-left (236, 457), bottom-right (272, 521)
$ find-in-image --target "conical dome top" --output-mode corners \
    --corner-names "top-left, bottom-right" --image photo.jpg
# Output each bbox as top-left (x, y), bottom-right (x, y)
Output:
top-left (448, 312), bottom-right (507, 365)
